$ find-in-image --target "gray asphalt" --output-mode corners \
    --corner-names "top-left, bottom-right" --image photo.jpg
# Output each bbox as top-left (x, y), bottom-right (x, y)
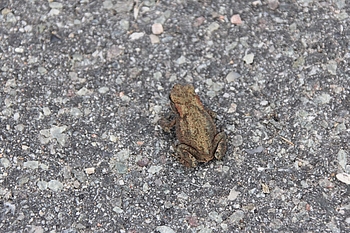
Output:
top-left (1, 0), bottom-right (349, 232)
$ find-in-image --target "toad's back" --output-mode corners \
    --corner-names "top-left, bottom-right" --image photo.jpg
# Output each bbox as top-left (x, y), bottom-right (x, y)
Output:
top-left (175, 104), bottom-right (217, 157)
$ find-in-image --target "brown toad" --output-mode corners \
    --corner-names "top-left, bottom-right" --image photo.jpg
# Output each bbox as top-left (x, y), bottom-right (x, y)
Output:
top-left (160, 84), bottom-right (227, 167)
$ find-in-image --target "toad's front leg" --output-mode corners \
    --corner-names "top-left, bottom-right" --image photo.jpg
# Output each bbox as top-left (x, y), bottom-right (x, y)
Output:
top-left (212, 132), bottom-right (227, 160)
top-left (158, 117), bottom-right (176, 133)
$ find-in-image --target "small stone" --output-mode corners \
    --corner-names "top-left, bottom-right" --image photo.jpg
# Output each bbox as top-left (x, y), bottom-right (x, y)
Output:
top-left (109, 135), bottom-right (118, 142)
top-left (1, 158), bottom-right (11, 168)
top-left (211, 82), bottom-right (224, 92)
top-left (336, 173), bottom-right (350, 185)
top-left (202, 182), bottom-right (211, 188)
top-left (186, 215), bottom-right (199, 227)
top-left (326, 220), bottom-right (340, 233)
top-left (50, 34), bottom-right (61, 43)
top-left (107, 46), bottom-right (123, 60)
top-left (226, 42), bottom-right (238, 51)
top-left (243, 53), bottom-right (254, 64)
top-left (48, 180), bottom-right (63, 192)
top-left (76, 223), bottom-right (86, 229)
top-left (13, 112), bottom-right (20, 121)
top-left (137, 157), bottom-right (150, 167)
top-left (23, 161), bottom-right (39, 169)
top-left (113, 206), bottom-right (124, 214)
top-left (293, 56), bottom-right (305, 69)
top-left (226, 72), bottom-right (240, 82)
top-left (24, 25), bottom-right (33, 32)
top-left (252, 0), bottom-right (262, 6)
top-left (129, 32), bottom-right (145, 40)
top-left (261, 183), bottom-right (270, 193)
top-left (267, 0), bottom-right (279, 10)
top-left (3, 202), bottom-right (16, 215)
top-left (334, 0), bottom-right (345, 9)
top-left (43, 107), bottom-right (51, 116)
top-left (38, 67), bottom-right (47, 74)
top-left (156, 226), bottom-right (176, 233)
top-left (149, 34), bottom-right (160, 44)
top-left (319, 178), bottom-right (335, 188)
top-left (164, 201), bottom-right (173, 209)
top-left (260, 100), bottom-right (269, 106)
top-left (77, 87), bottom-right (91, 96)
top-left (231, 14), bottom-right (242, 25)
top-left (194, 16), bottom-right (205, 27)
top-left (114, 1), bottom-right (134, 13)
top-left (207, 22), bottom-right (220, 34)
top-left (39, 210), bottom-right (45, 216)
top-left (228, 188), bottom-right (240, 200)
top-left (5, 98), bottom-right (12, 107)
top-left (326, 60), bottom-right (337, 75)
top-left (72, 53), bottom-right (83, 61)
top-left (148, 165), bottom-right (162, 174)
top-left (69, 72), bottom-right (78, 80)
top-left (70, 107), bottom-right (82, 118)
top-left (120, 94), bottom-right (130, 102)
top-left (73, 169), bottom-right (87, 183)
top-left (337, 149), bottom-right (347, 171)
top-left (102, 0), bottom-right (114, 9)
top-left (314, 93), bottom-right (331, 105)
top-left (228, 210), bottom-right (245, 223)
top-left (176, 55), bottom-right (187, 65)
top-left (119, 19), bottom-right (129, 31)
top-left (73, 180), bottom-right (80, 188)
top-left (300, 180), bottom-right (309, 189)
top-left (5, 78), bottom-right (16, 88)
top-left (143, 183), bottom-right (149, 192)
top-left (228, 103), bottom-right (237, 113)
top-left (177, 192), bottom-right (189, 200)
top-left (85, 167), bottom-right (95, 175)
top-left (15, 48), bottom-right (24, 53)
top-left (18, 177), bottom-right (29, 186)
top-left (153, 71), bottom-right (163, 80)
top-left (232, 135), bottom-right (243, 147)
top-left (335, 11), bottom-right (348, 20)
top-left (49, 2), bottom-right (63, 9)
top-left (6, 12), bottom-right (17, 23)
top-left (198, 228), bottom-right (212, 233)
top-left (152, 23), bottom-right (164, 35)
top-left (115, 162), bottom-right (128, 174)
top-left (335, 123), bottom-right (346, 134)
top-left (37, 181), bottom-right (48, 190)
top-left (245, 146), bottom-right (264, 154)
top-left (39, 129), bottom-right (51, 144)
top-left (98, 87), bottom-right (109, 94)
top-left (209, 211), bottom-right (222, 223)
top-left (2, 8), bottom-right (11, 15)
top-left (62, 166), bottom-right (72, 179)
top-left (50, 125), bottom-right (68, 146)
top-left (15, 124), bottom-right (24, 131)
top-left (40, 163), bottom-right (49, 170)
top-left (48, 9), bottom-right (60, 16)
top-left (116, 149), bottom-right (130, 162)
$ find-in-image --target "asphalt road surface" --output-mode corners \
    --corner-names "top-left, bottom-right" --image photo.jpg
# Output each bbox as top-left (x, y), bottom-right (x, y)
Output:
top-left (1, 0), bottom-right (350, 232)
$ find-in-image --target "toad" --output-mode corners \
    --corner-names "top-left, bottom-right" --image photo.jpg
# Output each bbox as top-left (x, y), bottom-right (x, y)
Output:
top-left (160, 84), bottom-right (227, 167)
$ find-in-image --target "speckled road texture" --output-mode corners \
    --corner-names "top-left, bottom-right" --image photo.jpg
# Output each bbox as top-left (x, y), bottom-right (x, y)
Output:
top-left (1, 0), bottom-right (349, 232)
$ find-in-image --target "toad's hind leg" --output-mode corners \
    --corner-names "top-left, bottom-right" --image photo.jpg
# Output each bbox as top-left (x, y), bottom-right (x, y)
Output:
top-left (212, 132), bottom-right (227, 160)
top-left (174, 144), bottom-right (199, 168)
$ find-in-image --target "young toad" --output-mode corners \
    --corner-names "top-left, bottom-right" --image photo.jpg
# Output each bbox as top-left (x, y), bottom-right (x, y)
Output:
top-left (160, 84), bottom-right (227, 167)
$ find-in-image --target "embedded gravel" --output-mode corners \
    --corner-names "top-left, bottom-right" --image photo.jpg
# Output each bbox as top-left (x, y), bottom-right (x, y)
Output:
top-left (1, 0), bottom-right (350, 232)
